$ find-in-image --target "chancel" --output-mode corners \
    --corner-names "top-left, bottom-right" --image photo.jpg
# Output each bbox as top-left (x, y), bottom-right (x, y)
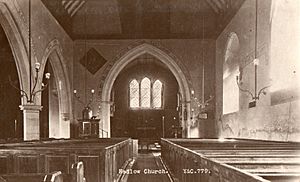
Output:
top-left (0, 0), bottom-right (299, 182)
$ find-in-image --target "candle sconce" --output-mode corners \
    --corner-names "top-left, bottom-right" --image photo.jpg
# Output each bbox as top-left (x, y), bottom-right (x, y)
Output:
top-left (190, 90), bottom-right (214, 120)
top-left (9, 62), bottom-right (51, 103)
top-left (9, 0), bottom-right (51, 104)
top-left (236, 60), bottom-right (270, 108)
top-left (73, 89), bottom-right (95, 115)
top-left (73, 89), bottom-right (95, 106)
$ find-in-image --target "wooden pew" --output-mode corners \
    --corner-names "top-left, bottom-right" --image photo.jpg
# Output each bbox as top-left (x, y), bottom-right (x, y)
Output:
top-left (0, 174), bottom-right (45, 182)
top-left (210, 155), bottom-right (300, 162)
top-left (0, 138), bottom-right (133, 182)
top-left (161, 139), bottom-right (269, 182)
top-left (193, 149), bottom-right (300, 181)
top-left (202, 151), bottom-right (300, 182)
top-left (0, 161), bottom-right (85, 182)
top-left (0, 138), bottom-right (128, 148)
top-left (252, 173), bottom-right (300, 182)
top-left (0, 171), bottom-right (63, 182)
top-left (161, 138), bottom-right (300, 182)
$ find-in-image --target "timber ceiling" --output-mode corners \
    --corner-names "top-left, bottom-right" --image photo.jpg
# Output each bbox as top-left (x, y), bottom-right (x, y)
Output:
top-left (42, 0), bottom-right (245, 40)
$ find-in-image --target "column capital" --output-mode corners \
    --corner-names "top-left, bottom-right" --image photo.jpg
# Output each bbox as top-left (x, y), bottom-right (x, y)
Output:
top-left (19, 104), bottom-right (43, 111)
top-left (100, 100), bottom-right (113, 105)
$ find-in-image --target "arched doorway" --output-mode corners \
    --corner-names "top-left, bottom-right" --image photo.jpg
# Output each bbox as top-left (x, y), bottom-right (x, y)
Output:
top-left (101, 43), bottom-right (192, 138)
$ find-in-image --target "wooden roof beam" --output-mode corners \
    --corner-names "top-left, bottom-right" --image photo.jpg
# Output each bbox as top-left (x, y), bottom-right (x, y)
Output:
top-left (211, 0), bottom-right (224, 11)
top-left (70, 1), bottom-right (85, 17)
top-left (67, 0), bottom-right (81, 14)
top-left (62, 0), bottom-right (86, 17)
top-left (205, 0), bottom-right (220, 14)
top-left (63, 0), bottom-right (74, 10)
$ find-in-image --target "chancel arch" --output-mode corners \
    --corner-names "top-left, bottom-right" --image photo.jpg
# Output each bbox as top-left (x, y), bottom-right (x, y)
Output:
top-left (101, 43), bottom-right (192, 138)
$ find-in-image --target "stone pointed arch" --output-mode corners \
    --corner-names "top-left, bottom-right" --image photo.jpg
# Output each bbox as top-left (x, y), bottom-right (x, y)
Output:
top-left (39, 39), bottom-right (72, 138)
top-left (0, 2), bottom-right (29, 104)
top-left (101, 43), bottom-right (192, 138)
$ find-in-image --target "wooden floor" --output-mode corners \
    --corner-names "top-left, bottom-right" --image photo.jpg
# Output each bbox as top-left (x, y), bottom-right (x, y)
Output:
top-left (126, 152), bottom-right (171, 182)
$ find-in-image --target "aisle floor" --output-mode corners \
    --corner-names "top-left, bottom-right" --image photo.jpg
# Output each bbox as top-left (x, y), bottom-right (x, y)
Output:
top-left (126, 152), bottom-right (172, 182)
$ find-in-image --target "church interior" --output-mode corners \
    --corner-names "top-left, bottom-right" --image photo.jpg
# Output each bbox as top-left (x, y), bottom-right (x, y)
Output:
top-left (0, 0), bottom-right (299, 181)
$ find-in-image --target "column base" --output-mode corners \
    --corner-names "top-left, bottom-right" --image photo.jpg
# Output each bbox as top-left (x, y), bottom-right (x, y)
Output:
top-left (20, 104), bottom-right (43, 141)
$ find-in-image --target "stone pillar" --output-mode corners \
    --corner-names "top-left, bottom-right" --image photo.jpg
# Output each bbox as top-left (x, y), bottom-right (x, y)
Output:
top-left (20, 104), bottom-right (43, 141)
top-left (181, 102), bottom-right (191, 138)
top-left (100, 101), bottom-right (111, 138)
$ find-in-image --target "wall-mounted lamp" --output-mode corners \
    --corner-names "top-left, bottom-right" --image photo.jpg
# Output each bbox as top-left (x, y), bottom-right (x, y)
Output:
top-left (236, 60), bottom-right (269, 101)
top-left (236, 0), bottom-right (270, 107)
top-left (190, 89), bottom-right (213, 120)
top-left (191, 13), bottom-right (214, 117)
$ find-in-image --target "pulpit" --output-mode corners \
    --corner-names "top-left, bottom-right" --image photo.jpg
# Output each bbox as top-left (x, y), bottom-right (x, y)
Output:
top-left (77, 106), bottom-right (99, 138)
top-left (78, 119), bottom-right (100, 137)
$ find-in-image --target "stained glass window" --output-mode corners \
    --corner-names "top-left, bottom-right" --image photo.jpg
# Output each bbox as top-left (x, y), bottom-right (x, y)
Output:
top-left (152, 80), bottom-right (162, 108)
top-left (141, 77), bottom-right (151, 108)
top-left (129, 79), bottom-right (139, 108)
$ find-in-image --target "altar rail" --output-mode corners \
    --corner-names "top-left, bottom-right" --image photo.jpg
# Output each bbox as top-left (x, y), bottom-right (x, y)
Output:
top-left (0, 138), bottom-right (133, 182)
top-left (161, 138), bottom-right (300, 182)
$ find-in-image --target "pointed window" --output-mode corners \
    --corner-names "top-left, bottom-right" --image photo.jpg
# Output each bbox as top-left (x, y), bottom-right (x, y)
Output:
top-left (152, 80), bottom-right (162, 108)
top-left (140, 77), bottom-right (151, 108)
top-left (129, 79), bottom-right (139, 108)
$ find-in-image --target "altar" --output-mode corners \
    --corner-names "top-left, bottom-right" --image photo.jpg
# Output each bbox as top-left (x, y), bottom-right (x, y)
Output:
top-left (136, 126), bottom-right (156, 139)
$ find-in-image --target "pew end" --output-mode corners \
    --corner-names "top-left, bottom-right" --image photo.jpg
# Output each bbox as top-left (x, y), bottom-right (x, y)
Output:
top-left (71, 161), bottom-right (85, 182)
top-left (43, 171), bottom-right (63, 182)
top-left (0, 177), bottom-right (6, 182)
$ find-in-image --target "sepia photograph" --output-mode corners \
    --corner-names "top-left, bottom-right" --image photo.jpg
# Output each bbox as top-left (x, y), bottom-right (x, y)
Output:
top-left (0, 0), bottom-right (299, 181)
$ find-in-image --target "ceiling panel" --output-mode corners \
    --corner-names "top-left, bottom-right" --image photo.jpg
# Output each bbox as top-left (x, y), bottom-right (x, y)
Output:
top-left (42, 0), bottom-right (245, 39)
top-left (72, 0), bottom-right (122, 36)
